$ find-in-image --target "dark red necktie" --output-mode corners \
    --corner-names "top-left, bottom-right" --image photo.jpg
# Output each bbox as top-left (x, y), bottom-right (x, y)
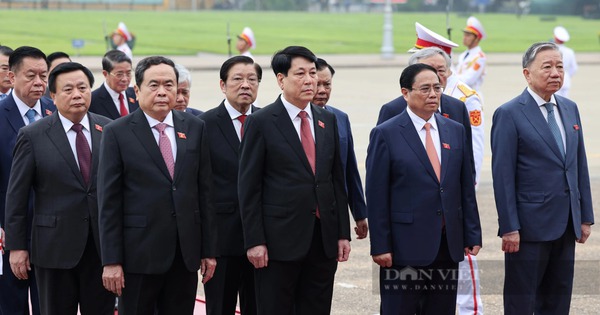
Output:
top-left (298, 111), bottom-right (319, 218)
top-left (119, 93), bottom-right (128, 117)
top-left (237, 114), bottom-right (247, 139)
top-left (72, 124), bottom-right (91, 186)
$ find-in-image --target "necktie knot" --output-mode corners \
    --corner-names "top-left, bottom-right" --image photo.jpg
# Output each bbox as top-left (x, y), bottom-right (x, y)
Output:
top-left (154, 122), bottom-right (167, 134)
top-left (25, 109), bottom-right (36, 123)
top-left (0, 94), bottom-right (6, 100)
top-left (424, 122), bottom-right (432, 132)
top-left (71, 123), bottom-right (84, 133)
top-left (544, 102), bottom-right (555, 113)
top-left (237, 114), bottom-right (247, 124)
top-left (118, 93), bottom-right (124, 101)
top-left (298, 111), bottom-right (308, 119)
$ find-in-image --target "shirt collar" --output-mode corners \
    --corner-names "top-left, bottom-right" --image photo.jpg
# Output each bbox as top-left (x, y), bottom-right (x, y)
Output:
top-left (58, 112), bottom-right (90, 133)
top-left (280, 95), bottom-right (312, 121)
top-left (224, 99), bottom-right (253, 120)
top-left (406, 106), bottom-right (438, 131)
top-left (144, 110), bottom-right (174, 129)
top-left (103, 82), bottom-right (124, 101)
top-left (527, 87), bottom-right (558, 107)
top-left (14, 94), bottom-right (42, 119)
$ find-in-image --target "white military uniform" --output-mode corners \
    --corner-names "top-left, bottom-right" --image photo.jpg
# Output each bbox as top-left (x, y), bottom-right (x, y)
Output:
top-left (117, 43), bottom-right (133, 62)
top-left (445, 73), bottom-right (484, 187)
top-left (456, 45), bottom-right (486, 96)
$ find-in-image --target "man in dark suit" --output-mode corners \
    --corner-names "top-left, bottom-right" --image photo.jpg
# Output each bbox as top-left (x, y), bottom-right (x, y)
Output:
top-left (0, 46), bottom-right (13, 100)
top-left (42, 51), bottom-right (71, 102)
top-left (200, 55), bottom-right (261, 315)
top-left (4, 62), bottom-right (114, 314)
top-left (367, 63), bottom-right (481, 315)
top-left (0, 46), bottom-right (56, 315)
top-left (88, 50), bottom-right (138, 119)
top-left (313, 58), bottom-right (368, 239)
top-left (98, 56), bottom-right (217, 315)
top-left (174, 64), bottom-right (203, 116)
top-left (238, 46), bottom-right (351, 314)
top-left (491, 42), bottom-right (593, 315)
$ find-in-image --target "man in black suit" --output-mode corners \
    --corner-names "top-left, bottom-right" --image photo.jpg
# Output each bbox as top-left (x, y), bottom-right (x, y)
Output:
top-left (98, 56), bottom-right (217, 315)
top-left (4, 62), bottom-right (114, 315)
top-left (0, 45), bottom-right (13, 99)
top-left (0, 46), bottom-right (56, 315)
top-left (89, 50), bottom-right (138, 119)
top-left (200, 56), bottom-right (261, 315)
top-left (238, 46), bottom-right (351, 314)
top-left (174, 64), bottom-right (203, 116)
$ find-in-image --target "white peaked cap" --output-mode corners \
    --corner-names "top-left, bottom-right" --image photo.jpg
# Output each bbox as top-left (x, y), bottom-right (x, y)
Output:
top-left (409, 22), bottom-right (459, 54)
top-left (554, 26), bottom-right (570, 42)
top-left (239, 27), bottom-right (256, 49)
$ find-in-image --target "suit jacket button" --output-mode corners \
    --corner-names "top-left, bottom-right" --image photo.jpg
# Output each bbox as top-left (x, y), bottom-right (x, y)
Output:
top-left (311, 210), bottom-right (316, 215)
top-left (172, 186), bottom-right (176, 191)
top-left (440, 187), bottom-right (444, 193)
top-left (436, 210), bottom-right (442, 216)
top-left (171, 212), bottom-right (176, 217)
top-left (83, 217), bottom-right (89, 222)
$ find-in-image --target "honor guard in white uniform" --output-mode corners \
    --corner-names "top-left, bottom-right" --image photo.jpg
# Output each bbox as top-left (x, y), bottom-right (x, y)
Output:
top-left (456, 17), bottom-right (486, 98)
top-left (111, 22), bottom-right (133, 62)
top-left (553, 26), bottom-right (578, 98)
top-left (409, 22), bottom-right (484, 315)
top-left (236, 27), bottom-right (256, 60)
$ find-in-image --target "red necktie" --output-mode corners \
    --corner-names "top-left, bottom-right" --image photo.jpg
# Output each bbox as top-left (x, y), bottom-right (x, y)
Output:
top-left (71, 124), bottom-right (92, 186)
top-left (237, 114), bottom-right (247, 139)
top-left (119, 93), bottom-right (128, 117)
top-left (154, 123), bottom-right (175, 179)
top-left (424, 122), bottom-right (441, 182)
top-left (298, 111), bottom-right (319, 218)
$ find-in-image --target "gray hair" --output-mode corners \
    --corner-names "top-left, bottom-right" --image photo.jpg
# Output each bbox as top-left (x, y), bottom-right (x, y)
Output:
top-left (522, 42), bottom-right (561, 68)
top-left (408, 47), bottom-right (451, 69)
top-left (175, 63), bottom-right (192, 86)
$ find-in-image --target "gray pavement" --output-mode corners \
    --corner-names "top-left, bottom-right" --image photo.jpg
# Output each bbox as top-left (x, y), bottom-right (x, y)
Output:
top-left (75, 52), bottom-right (600, 314)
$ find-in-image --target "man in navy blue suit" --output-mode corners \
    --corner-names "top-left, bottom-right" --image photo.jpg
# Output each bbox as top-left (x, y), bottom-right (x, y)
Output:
top-left (492, 42), bottom-right (593, 315)
top-left (367, 63), bottom-right (481, 315)
top-left (0, 46), bottom-right (56, 315)
top-left (313, 58), bottom-right (368, 239)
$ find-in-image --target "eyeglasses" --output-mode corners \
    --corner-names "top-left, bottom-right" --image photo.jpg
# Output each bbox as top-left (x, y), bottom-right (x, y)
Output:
top-left (110, 71), bottom-right (132, 80)
top-left (410, 84), bottom-right (443, 95)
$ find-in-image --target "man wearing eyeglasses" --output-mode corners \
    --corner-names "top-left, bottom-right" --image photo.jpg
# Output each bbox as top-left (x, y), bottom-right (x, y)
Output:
top-left (367, 63), bottom-right (481, 315)
top-left (89, 50), bottom-right (139, 120)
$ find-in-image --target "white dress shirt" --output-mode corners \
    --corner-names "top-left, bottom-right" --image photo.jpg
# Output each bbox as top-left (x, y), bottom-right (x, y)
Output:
top-left (527, 87), bottom-right (566, 150)
top-left (281, 95), bottom-right (315, 141)
top-left (224, 99), bottom-right (254, 141)
top-left (144, 111), bottom-right (177, 162)
top-left (14, 94), bottom-right (42, 125)
top-left (406, 106), bottom-right (441, 165)
top-left (58, 112), bottom-right (92, 169)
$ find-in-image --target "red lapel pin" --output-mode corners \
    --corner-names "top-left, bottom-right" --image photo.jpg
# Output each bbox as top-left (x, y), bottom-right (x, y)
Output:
top-left (442, 143), bottom-right (451, 150)
top-left (45, 109), bottom-right (53, 116)
top-left (318, 120), bottom-right (325, 129)
top-left (95, 124), bottom-right (103, 132)
top-left (573, 124), bottom-right (580, 130)
top-left (442, 113), bottom-right (449, 118)
top-left (177, 132), bottom-right (187, 139)
top-left (128, 97), bottom-right (135, 104)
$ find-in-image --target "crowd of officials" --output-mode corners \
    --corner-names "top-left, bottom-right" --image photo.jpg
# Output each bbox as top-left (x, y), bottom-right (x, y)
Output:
top-left (0, 16), bottom-right (592, 315)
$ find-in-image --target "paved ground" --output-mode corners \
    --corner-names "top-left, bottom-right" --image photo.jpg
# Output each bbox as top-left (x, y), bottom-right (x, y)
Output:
top-left (75, 52), bottom-right (600, 314)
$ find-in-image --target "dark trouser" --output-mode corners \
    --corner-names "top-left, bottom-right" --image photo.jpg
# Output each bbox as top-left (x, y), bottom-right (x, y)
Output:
top-left (0, 249), bottom-right (40, 315)
top-left (254, 221), bottom-right (338, 315)
top-left (504, 225), bottom-right (576, 315)
top-left (204, 255), bottom-right (256, 315)
top-left (35, 235), bottom-right (114, 315)
top-left (118, 244), bottom-right (198, 315)
top-left (380, 233), bottom-right (458, 315)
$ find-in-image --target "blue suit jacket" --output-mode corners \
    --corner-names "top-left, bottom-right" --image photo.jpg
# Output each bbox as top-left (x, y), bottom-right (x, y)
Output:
top-left (366, 111), bottom-right (481, 265)
top-left (491, 89), bottom-right (594, 241)
top-left (325, 105), bottom-right (367, 221)
top-left (0, 95), bottom-right (56, 228)
top-left (185, 107), bottom-right (204, 116)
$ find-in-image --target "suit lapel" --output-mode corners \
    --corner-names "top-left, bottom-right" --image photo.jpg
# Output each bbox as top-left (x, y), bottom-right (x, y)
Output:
top-left (397, 112), bottom-right (439, 183)
top-left (216, 102), bottom-right (241, 155)
top-left (130, 110), bottom-right (173, 181)
top-left (89, 114), bottom-right (102, 189)
top-left (519, 91), bottom-right (564, 162)
top-left (312, 104), bottom-right (326, 176)
top-left (172, 111), bottom-right (187, 182)
top-left (555, 98), bottom-right (577, 165)
top-left (4, 101), bottom-right (25, 134)
top-left (101, 85), bottom-right (121, 118)
top-left (45, 114), bottom-right (86, 187)
top-left (273, 100), bottom-right (313, 175)
top-left (436, 115), bottom-right (450, 183)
